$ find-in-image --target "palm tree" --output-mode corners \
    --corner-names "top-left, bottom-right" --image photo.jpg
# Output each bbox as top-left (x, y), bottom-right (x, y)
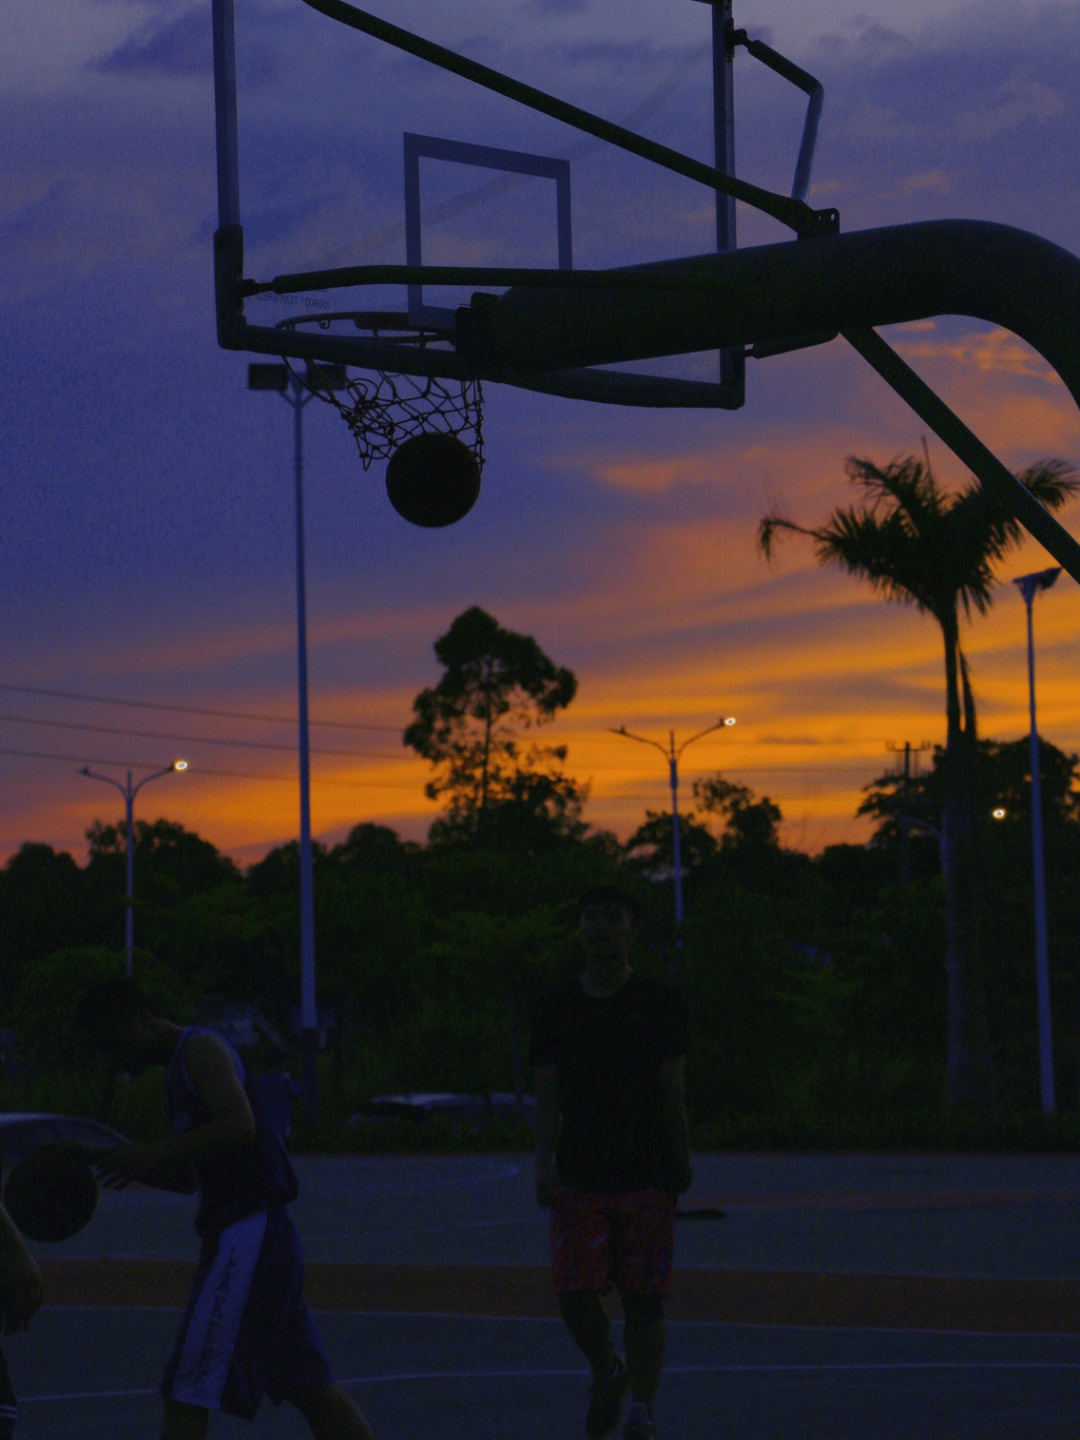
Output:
top-left (760, 450), bottom-right (1078, 1106)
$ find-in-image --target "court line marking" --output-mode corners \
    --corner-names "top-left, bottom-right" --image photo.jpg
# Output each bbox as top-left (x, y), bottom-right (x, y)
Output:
top-left (43, 1302), bottom-right (1080, 1340)
top-left (22, 1357), bottom-right (1080, 1406)
top-left (342, 1360), bottom-right (1080, 1384)
top-left (21, 1388), bottom-right (159, 1406)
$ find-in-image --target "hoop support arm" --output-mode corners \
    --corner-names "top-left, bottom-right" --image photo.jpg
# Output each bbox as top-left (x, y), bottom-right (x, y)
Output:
top-left (458, 219), bottom-right (1080, 418)
top-left (844, 325), bottom-right (1080, 584)
top-left (457, 216), bottom-right (1080, 576)
top-left (214, 225), bottom-right (747, 405)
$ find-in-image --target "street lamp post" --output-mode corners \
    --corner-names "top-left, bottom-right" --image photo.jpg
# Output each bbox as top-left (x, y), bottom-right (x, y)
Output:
top-left (611, 718), bottom-right (736, 928)
top-left (1014, 564), bottom-right (1061, 1114)
top-left (78, 760), bottom-right (188, 977)
top-left (248, 361), bottom-right (347, 1128)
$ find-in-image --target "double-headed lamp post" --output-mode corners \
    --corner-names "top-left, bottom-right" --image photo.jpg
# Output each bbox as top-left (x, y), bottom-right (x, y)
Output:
top-left (78, 760), bottom-right (188, 977)
top-left (611, 718), bottom-right (736, 928)
top-left (247, 360), bottom-right (347, 1127)
top-left (1014, 564), bottom-right (1061, 1114)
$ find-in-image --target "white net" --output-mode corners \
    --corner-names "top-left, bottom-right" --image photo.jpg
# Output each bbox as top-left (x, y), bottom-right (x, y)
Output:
top-left (283, 318), bottom-right (483, 471)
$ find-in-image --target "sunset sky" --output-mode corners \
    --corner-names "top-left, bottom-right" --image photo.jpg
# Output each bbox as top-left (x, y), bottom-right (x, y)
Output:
top-left (4, 0), bottom-right (1079, 869)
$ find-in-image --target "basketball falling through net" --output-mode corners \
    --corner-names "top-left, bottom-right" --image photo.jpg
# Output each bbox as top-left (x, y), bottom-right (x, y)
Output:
top-left (284, 314), bottom-right (484, 528)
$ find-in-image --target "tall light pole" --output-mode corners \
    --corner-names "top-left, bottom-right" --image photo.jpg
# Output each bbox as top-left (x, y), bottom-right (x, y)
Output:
top-left (248, 360), bottom-right (347, 1127)
top-left (79, 760), bottom-right (188, 977)
top-left (611, 718), bottom-right (736, 929)
top-left (1014, 564), bottom-right (1061, 1114)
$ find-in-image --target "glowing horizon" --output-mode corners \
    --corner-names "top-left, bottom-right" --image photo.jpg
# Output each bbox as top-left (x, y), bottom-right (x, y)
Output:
top-left (3, 0), bottom-right (1078, 871)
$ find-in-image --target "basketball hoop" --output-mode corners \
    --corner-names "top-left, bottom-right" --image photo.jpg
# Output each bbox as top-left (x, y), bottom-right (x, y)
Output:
top-left (280, 312), bottom-right (484, 473)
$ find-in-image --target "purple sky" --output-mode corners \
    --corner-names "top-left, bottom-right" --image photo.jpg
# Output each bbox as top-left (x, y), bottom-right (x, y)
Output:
top-left (3, 0), bottom-right (1079, 866)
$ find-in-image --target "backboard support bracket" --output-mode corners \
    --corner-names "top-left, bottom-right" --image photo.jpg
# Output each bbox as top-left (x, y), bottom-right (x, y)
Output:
top-left (211, 0), bottom-right (845, 407)
top-left (210, 0), bottom-right (1080, 578)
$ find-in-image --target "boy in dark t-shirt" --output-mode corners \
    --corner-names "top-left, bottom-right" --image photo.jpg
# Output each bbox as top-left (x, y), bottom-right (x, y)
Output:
top-left (533, 886), bottom-right (691, 1440)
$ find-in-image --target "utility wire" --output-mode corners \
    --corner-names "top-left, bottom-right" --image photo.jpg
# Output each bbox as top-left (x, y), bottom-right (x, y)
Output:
top-left (0, 745), bottom-right (422, 792)
top-left (2, 688), bottom-right (917, 777)
top-left (0, 711), bottom-right (396, 761)
top-left (0, 683), bottom-right (401, 734)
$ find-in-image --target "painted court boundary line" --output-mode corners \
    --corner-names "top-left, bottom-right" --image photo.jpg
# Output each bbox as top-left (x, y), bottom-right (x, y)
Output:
top-left (685, 1187), bottom-right (1080, 1213)
top-left (41, 1262), bottom-right (1080, 1335)
top-left (23, 1357), bottom-right (1080, 1409)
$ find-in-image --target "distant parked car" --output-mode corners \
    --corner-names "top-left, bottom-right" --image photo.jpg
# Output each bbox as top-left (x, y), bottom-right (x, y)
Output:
top-left (351, 1092), bottom-right (535, 1133)
top-left (0, 1113), bottom-right (131, 1175)
top-left (200, 1002), bottom-right (290, 1063)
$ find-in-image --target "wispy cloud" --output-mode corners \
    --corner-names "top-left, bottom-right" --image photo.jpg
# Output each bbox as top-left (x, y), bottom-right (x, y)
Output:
top-left (812, 17), bottom-right (914, 62)
top-left (955, 76), bottom-right (1069, 142)
top-left (94, 8), bottom-right (212, 77)
top-left (4, 0), bottom-right (1079, 864)
top-left (898, 325), bottom-right (1059, 381)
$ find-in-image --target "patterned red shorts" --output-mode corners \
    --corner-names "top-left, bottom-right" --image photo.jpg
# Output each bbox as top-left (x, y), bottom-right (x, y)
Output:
top-left (550, 1189), bottom-right (676, 1296)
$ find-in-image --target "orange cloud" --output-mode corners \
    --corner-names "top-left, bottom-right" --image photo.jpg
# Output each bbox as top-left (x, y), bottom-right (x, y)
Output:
top-left (7, 330), bottom-right (1077, 869)
top-left (956, 79), bottom-right (1069, 143)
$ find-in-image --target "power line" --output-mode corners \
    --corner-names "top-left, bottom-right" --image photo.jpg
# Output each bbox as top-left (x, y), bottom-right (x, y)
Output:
top-left (0, 710), bottom-right (905, 780)
top-left (0, 739), bottom-right (895, 796)
top-left (0, 683), bottom-right (402, 735)
top-left (0, 711), bottom-right (397, 762)
top-left (2, 686), bottom-right (930, 774)
top-left (1, 700), bottom-right (904, 777)
top-left (2, 689), bottom-right (926, 787)
top-left (0, 746), bottom-right (422, 792)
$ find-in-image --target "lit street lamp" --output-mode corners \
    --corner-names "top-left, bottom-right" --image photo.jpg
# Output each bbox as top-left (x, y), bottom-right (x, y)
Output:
top-left (248, 360), bottom-right (347, 1127)
top-left (78, 760), bottom-right (188, 977)
top-left (1014, 564), bottom-right (1061, 1114)
top-left (611, 718), bottom-right (736, 929)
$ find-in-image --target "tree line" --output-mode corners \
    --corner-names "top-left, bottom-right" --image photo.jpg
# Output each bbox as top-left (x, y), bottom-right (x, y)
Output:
top-left (4, 736), bottom-right (1080, 1139)
top-left (4, 447), bottom-right (1079, 1143)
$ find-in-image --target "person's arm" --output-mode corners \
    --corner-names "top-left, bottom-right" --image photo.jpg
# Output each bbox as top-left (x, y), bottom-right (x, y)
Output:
top-left (658, 1055), bottom-right (692, 1194)
top-left (534, 1062), bottom-right (562, 1207)
top-left (0, 1203), bottom-right (43, 1334)
top-left (95, 1033), bottom-right (257, 1191)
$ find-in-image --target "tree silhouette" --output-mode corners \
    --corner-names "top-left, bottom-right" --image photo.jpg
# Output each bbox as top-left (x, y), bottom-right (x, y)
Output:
top-left (404, 606), bottom-right (583, 848)
top-left (860, 738), bottom-right (1080, 847)
top-left (760, 449), bottom-right (1078, 1106)
top-left (693, 775), bottom-right (782, 852)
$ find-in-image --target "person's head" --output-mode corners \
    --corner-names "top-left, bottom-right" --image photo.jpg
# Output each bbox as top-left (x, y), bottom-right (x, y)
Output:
top-left (577, 884), bottom-right (639, 962)
top-left (76, 975), bottom-right (167, 1075)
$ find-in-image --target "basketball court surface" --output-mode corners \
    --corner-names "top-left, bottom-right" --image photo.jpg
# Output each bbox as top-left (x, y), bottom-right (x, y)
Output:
top-left (19, 1150), bottom-right (1080, 1437)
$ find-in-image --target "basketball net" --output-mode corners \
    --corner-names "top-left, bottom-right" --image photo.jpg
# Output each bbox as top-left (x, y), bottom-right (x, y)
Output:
top-left (284, 318), bottom-right (483, 472)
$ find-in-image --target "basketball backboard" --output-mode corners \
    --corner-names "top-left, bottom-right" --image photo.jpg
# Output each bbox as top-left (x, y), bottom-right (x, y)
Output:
top-left (403, 134), bottom-right (572, 334)
top-left (209, 0), bottom-right (1080, 577)
top-left (210, 0), bottom-right (836, 407)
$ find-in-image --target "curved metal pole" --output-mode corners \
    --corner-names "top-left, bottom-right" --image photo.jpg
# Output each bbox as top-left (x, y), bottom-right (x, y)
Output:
top-left (611, 719), bottom-right (735, 935)
top-left (463, 220), bottom-right (1080, 580)
top-left (220, 219), bottom-right (1080, 426)
top-left (79, 763), bottom-right (184, 976)
top-left (462, 220), bottom-right (1080, 418)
